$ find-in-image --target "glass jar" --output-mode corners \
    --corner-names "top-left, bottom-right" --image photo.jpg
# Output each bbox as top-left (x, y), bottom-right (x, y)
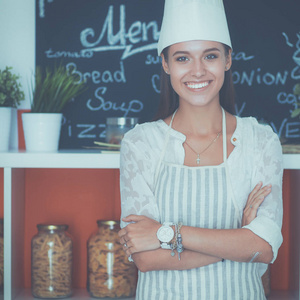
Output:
top-left (31, 224), bottom-right (73, 299)
top-left (0, 219), bottom-right (3, 291)
top-left (87, 220), bottom-right (137, 298)
top-left (105, 117), bottom-right (138, 144)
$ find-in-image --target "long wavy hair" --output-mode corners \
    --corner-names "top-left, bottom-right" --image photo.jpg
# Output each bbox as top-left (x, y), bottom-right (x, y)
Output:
top-left (153, 44), bottom-right (236, 120)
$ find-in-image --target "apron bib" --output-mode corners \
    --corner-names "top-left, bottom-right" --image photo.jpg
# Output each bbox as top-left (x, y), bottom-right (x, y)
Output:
top-left (135, 109), bottom-right (266, 300)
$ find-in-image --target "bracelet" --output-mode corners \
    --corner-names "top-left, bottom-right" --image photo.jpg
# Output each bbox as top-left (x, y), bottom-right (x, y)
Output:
top-left (170, 224), bottom-right (178, 257)
top-left (176, 222), bottom-right (184, 260)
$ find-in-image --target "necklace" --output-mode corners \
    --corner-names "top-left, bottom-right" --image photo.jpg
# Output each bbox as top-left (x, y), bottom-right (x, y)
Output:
top-left (185, 131), bottom-right (222, 165)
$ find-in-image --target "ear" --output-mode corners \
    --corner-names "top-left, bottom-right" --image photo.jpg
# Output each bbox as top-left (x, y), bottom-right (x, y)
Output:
top-left (161, 54), bottom-right (170, 74)
top-left (225, 48), bottom-right (232, 71)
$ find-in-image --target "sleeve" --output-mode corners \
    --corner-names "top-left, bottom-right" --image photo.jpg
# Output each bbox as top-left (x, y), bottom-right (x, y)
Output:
top-left (242, 128), bottom-right (283, 264)
top-left (119, 136), bottom-right (160, 229)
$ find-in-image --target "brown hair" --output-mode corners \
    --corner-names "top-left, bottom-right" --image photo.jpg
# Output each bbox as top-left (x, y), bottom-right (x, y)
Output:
top-left (153, 44), bottom-right (236, 120)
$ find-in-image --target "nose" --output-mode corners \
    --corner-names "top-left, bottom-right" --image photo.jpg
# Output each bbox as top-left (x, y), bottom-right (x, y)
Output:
top-left (191, 60), bottom-right (205, 77)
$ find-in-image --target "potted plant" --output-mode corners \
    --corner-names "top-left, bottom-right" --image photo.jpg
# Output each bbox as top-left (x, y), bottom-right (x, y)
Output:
top-left (22, 64), bottom-right (85, 152)
top-left (0, 66), bottom-right (25, 151)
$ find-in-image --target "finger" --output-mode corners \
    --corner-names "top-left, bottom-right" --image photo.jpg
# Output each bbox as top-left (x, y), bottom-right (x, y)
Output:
top-left (118, 228), bottom-right (127, 238)
top-left (254, 184), bottom-right (272, 197)
top-left (248, 182), bottom-right (263, 201)
top-left (119, 236), bottom-right (127, 245)
top-left (250, 196), bottom-right (265, 210)
top-left (247, 184), bottom-right (272, 207)
top-left (250, 185), bottom-right (272, 205)
top-left (122, 214), bottom-right (144, 223)
top-left (124, 246), bottom-right (135, 257)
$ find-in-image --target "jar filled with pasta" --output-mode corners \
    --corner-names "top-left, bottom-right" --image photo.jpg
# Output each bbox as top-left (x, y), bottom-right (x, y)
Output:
top-left (87, 220), bottom-right (137, 298)
top-left (31, 224), bottom-right (73, 299)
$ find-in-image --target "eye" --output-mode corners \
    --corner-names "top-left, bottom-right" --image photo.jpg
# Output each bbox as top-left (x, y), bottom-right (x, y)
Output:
top-left (176, 56), bottom-right (189, 62)
top-left (205, 53), bottom-right (218, 60)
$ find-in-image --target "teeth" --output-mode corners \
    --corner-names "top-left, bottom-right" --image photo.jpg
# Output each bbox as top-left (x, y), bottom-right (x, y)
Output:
top-left (186, 82), bottom-right (209, 89)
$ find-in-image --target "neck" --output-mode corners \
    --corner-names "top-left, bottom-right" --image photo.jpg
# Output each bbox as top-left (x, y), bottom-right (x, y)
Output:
top-left (173, 104), bottom-right (223, 137)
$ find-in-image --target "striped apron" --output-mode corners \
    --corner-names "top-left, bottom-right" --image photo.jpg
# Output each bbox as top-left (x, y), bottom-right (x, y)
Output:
top-left (135, 109), bottom-right (266, 300)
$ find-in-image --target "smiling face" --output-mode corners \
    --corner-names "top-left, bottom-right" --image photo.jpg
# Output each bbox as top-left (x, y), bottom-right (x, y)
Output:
top-left (162, 40), bottom-right (232, 110)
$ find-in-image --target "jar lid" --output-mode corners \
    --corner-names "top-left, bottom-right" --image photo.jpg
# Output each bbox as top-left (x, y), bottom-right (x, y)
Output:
top-left (106, 117), bottom-right (138, 126)
top-left (96, 220), bottom-right (120, 226)
top-left (37, 224), bottom-right (68, 231)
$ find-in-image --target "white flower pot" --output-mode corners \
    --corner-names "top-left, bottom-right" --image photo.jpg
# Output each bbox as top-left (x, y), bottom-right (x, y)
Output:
top-left (0, 107), bottom-right (12, 152)
top-left (22, 113), bottom-right (63, 152)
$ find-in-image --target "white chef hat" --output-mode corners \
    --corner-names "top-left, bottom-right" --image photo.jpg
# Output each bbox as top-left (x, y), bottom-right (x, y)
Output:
top-left (157, 0), bottom-right (232, 55)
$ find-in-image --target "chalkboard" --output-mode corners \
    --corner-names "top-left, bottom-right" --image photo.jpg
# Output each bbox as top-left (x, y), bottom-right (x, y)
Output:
top-left (36, 0), bottom-right (300, 149)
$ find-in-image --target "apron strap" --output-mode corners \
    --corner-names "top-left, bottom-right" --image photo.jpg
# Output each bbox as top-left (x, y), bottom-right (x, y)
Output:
top-left (154, 110), bottom-right (177, 186)
top-left (221, 108), bottom-right (227, 163)
top-left (222, 108), bottom-right (241, 223)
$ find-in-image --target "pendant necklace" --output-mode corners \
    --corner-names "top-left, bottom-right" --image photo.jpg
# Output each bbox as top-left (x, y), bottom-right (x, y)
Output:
top-left (185, 131), bottom-right (222, 165)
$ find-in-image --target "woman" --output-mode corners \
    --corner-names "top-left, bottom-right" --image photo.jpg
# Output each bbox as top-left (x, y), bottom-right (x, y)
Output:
top-left (118, 0), bottom-right (283, 299)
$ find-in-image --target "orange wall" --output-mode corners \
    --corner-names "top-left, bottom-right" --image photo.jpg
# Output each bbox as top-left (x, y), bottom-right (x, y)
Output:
top-left (0, 168), bottom-right (297, 290)
top-left (23, 168), bottom-right (121, 288)
top-left (0, 169), bottom-right (3, 218)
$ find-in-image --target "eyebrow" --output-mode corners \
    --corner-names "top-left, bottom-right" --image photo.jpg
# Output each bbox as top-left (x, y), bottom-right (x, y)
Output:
top-left (172, 47), bottom-right (221, 57)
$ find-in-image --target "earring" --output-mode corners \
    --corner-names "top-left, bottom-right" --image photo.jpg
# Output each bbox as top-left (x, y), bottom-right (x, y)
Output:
top-left (225, 67), bottom-right (229, 71)
top-left (165, 70), bottom-right (169, 75)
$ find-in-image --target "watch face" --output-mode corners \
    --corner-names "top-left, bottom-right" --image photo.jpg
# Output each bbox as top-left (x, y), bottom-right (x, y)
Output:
top-left (157, 225), bottom-right (174, 243)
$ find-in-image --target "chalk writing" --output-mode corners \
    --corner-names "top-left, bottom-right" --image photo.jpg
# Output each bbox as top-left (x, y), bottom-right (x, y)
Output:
top-left (235, 102), bottom-right (246, 117)
top-left (277, 92), bottom-right (299, 107)
top-left (283, 32), bottom-right (300, 80)
top-left (65, 123), bottom-right (107, 139)
top-left (231, 52), bottom-right (254, 61)
top-left (151, 74), bottom-right (160, 94)
top-left (232, 69), bottom-right (289, 86)
top-left (271, 119), bottom-right (300, 139)
top-left (77, 124), bottom-right (97, 138)
top-left (39, 0), bottom-right (45, 18)
top-left (45, 48), bottom-right (93, 59)
top-left (282, 32), bottom-right (294, 48)
top-left (66, 62), bottom-right (126, 84)
top-left (86, 86), bottom-right (143, 116)
top-left (145, 54), bottom-right (161, 65)
top-left (80, 5), bottom-right (160, 60)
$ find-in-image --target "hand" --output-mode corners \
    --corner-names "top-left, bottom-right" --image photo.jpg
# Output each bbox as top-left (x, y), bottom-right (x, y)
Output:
top-left (242, 182), bottom-right (272, 226)
top-left (118, 215), bottom-right (161, 257)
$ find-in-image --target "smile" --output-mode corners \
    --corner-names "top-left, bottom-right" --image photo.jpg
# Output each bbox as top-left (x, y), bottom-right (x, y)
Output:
top-left (185, 81), bottom-right (210, 89)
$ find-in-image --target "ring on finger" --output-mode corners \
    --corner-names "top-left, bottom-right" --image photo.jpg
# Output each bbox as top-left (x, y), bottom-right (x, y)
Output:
top-left (124, 243), bottom-right (127, 248)
top-left (249, 205), bottom-right (253, 209)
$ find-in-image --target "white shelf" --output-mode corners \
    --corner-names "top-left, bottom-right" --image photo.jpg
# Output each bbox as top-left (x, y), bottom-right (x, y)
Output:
top-left (0, 150), bottom-right (120, 169)
top-left (0, 150), bottom-right (299, 169)
top-left (283, 154), bottom-right (300, 170)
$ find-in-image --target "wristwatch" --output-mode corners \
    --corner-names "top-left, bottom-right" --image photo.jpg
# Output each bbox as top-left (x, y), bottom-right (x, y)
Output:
top-left (156, 222), bottom-right (175, 249)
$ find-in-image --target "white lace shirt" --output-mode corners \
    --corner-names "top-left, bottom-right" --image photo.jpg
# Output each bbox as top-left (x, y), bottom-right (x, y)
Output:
top-left (120, 116), bottom-right (283, 264)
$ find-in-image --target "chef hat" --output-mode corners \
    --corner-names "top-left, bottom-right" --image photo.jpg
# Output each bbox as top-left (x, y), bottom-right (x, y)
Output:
top-left (157, 0), bottom-right (232, 55)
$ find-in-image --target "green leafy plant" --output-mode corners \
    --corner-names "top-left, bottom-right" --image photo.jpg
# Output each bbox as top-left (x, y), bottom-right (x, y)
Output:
top-left (30, 64), bottom-right (86, 113)
top-left (0, 66), bottom-right (25, 107)
top-left (291, 83), bottom-right (300, 118)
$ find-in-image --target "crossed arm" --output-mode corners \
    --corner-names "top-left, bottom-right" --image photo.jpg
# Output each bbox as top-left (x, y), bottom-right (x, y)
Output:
top-left (118, 182), bottom-right (273, 272)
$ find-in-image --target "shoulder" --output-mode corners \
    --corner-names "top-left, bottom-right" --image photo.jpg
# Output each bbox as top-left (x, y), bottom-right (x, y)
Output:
top-left (120, 120), bottom-right (167, 158)
top-left (236, 116), bottom-right (282, 157)
top-left (237, 116), bottom-right (279, 143)
top-left (123, 120), bottom-right (166, 145)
